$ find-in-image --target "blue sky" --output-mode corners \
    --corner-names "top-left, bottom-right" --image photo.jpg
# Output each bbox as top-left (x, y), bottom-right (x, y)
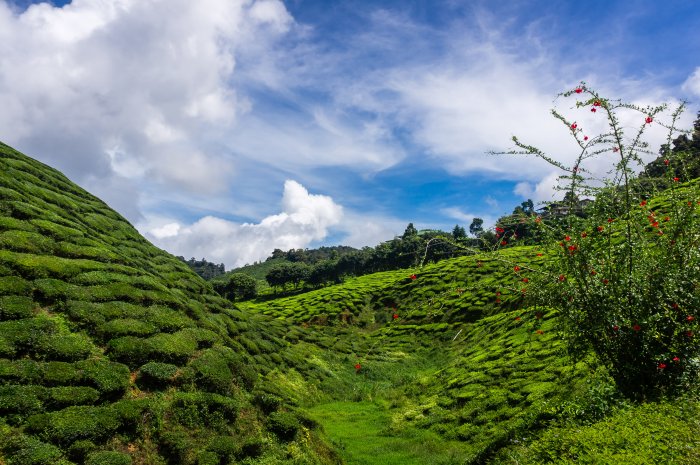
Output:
top-left (1, 0), bottom-right (699, 268)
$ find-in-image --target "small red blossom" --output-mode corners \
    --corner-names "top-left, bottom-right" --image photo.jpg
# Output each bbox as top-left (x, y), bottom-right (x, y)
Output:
top-left (612, 325), bottom-right (619, 331)
top-left (663, 216), bottom-right (670, 222)
top-left (495, 298), bottom-right (502, 304)
top-left (593, 100), bottom-right (601, 106)
top-left (575, 87), bottom-right (583, 94)
top-left (607, 218), bottom-right (614, 223)
top-left (673, 356), bottom-right (680, 363)
top-left (393, 313), bottom-right (399, 320)
top-left (558, 274), bottom-right (566, 282)
top-left (410, 274), bottom-right (417, 280)
top-left (571, 123), bottom-right (577, 130)
top-left (501, 240), bottom-right (507, 246)
top-left (674, 177), bottom-right (680, 182)
top-left (633, 324), bottom-right (642, 332)
top-left (652, 221), bottom-right (659, 228)
top-left (535, 216), bottom-right (542, 223)
top-left (590, 270), bottom-right (597, 275)
top-left (564, 235), bottom-right (571, 241)
top-left (640, 200), bottom-right (647, 206)
top-left (689, 201), bottom-right (694, 207)
top-left (496, 226), bottom-right (505, 233)
top-left (522, 278), bottom-right (529, 283)
top-left (496, 292), bottom-right (501, 296)
top-left (591, 108), bottom-right (597, 113)
top-left (687, 331), bottom-right (694, 338)
top-left (514, 265), bottom-right (521, 272)
top-left (664, 159), bottom-right (670, 166)
top-left (581, 231), bottom-right (587, 238)
top-left (355, 363), bottom-right (361, 371)
top-left (515, 316), bottom-right (521, 321)
top-left (536, 253), bottom-right (543, 257)
top-left (658, 362), bottom-right (667, 370)
top-left (612, 147), bottom-right (619, 153)
top-left (603, 279), bottom-right (609, 285)
top-left (568, 245), bottom-right (577, 253)
top-left (645, 116), bottom-right (653, 124)
top-left (687, 315), bottom-right (695, 322)
top-left (584, 136), bottom-right (589, 141)
top-left (597, 226), bottom-right (604, 232)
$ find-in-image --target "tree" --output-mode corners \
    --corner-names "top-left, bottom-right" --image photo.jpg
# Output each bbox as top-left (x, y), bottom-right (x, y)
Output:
top-left (402, 223), bottom-right (418, 239)
top-left (452, 224), bottom-right (467, 240)
top-left (469, 218), bottom-right (484, 237)
top-left (223, 273), bottom-right (257, 301)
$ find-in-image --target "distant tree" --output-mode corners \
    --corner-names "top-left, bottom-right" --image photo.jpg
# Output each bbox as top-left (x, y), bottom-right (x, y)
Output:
top-left (452, 225), bottom-right (467, 240)
top-left (402, 223), bottom-right (418, 239)
top-left (222, 273), bottom-right (257, 301)
top-left (269, 249), bottom-right (286, 260)
top-left (469, 218), bottom-right (484, 237)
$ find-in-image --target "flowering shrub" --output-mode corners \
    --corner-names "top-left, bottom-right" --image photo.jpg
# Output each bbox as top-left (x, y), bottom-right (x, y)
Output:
top-left (506, 84), bottom-right (700, 399)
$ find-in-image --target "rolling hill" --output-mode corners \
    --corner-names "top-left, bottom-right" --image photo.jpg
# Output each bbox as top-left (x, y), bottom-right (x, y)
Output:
top-left (1, 140), bottom-right (699, 464)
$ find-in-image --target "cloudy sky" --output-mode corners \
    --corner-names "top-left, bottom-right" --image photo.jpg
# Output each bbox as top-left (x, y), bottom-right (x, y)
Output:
top-left (2, 0), bottom-right (699, 268)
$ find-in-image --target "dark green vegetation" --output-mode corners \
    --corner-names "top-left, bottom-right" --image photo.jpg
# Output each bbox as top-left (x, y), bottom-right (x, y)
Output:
top-left (0, 142), bottom-right (340, 464)
top-left (2, 140), bottom-right (700, 464)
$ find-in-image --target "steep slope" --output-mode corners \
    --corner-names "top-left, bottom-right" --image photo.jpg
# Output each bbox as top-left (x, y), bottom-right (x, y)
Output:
top-left (0, 142), bottom-right (337, 464)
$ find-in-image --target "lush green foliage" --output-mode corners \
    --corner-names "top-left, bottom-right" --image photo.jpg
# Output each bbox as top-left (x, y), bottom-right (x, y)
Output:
top-left (505, 87), bottom-right (700, 399)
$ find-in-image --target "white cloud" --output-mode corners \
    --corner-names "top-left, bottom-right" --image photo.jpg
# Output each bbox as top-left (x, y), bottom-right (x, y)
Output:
top-left (146, 180), bottom-right (343, 268)
top-left (682, 67), bottom-right (700, 98)
top-left (0, 0), bottom-right (291, 222)
top-left (441, 207), bottom-right (497, 231)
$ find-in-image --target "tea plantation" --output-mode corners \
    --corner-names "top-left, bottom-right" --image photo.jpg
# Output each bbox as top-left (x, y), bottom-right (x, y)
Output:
top-left (1, 141), bottom-right (699, 464)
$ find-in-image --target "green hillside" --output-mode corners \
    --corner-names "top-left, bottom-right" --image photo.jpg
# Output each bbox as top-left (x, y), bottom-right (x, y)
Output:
top-left (0, 142), bottom-right (338, 464)
top-left (2, 140), bottom-right (699, 464)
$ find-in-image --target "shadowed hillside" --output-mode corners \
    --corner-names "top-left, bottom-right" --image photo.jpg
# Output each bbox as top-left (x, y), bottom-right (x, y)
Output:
top-left (0, 142), bottom-right (338, 464)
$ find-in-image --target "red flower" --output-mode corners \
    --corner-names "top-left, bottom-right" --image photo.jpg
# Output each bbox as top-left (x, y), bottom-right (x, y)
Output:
top-left (633, 324), bottom-right (641, 332)
top-left (591, 108), bottom-right (597, 113)
top-left (687, 331), bottom-right (694, 338)
top-left (410, 274), bottom-right (417, 280)
top-left (558, 274), bottom-right (566, 282)
top-left (584, 136), bottom-right (589, 141)
top-left (645, 116), bottom-right (653, 124)
top-left (663, 216), bottom-right (670, 222)
top-left (603, 279), bottom-right (609, 285)
top-left (501, 240), bottom-right (507, 246)
top-left (612, 147), bottom-right (619, 153)
top-left (515, 316), bottom-right (521, 321)
top-left (536, 253), bottom-right (543, 257)
top-left (568, 245), bottom-right (577, 253)
top-left (673, 356), bottom-right (680, 363)
top-left (535, 216), bottom-right (542, 223)
top-left (393, 313), bottom-right (399, 320)
top-left (612, 325), bottom-right (619, 331)
top-left (575, 87), bottom-right (583, 94)
top-left (355, 363), bottom-right (361, 370)
top-left (664, 159), bottom-right (670, 166)
top-left (652, 221), bottom-right (659, 228)
top-left (593, 100), bottom-right (601, 106)
top-left (565, 235), bottom-right (571, 241)
top-left (522, 278), bottom-right (529, 283)
top-left (496, 298), bottom-right (502, 304)
top-left (514, 265), bottom-right (521, 272)
top-left (571, 123), bottom-right (578, 130)
top-left (581, 231), bottom-right (587, 238)
top-left (674, 177), bottom-right (680, 182)
top-left (658, 362), bottom-right (667, 370)
top-left (597, 226), bottom-right (604, 232)
top-left (687, 315), bottom-right (695, 322)
top-left (496, 226), bottom-right (505, 233)
top-left (640, 200), bottom-right (647, 206)
top-left (590, 270), bottom-right (597, 275)
top-left (607, 218), bottom-right (614, 223)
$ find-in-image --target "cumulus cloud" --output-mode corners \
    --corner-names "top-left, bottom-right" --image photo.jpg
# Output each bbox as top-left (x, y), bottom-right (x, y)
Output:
top-left (146, 180), bottom-right (343, 268)
top-left (682, 67), bottom-right (700, 98)
top-left (0, 0), bottom-right (291, 221)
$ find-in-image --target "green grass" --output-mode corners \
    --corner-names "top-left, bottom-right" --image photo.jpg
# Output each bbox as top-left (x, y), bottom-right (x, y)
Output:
top-left (309, 401), bottom-right (472, 465)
